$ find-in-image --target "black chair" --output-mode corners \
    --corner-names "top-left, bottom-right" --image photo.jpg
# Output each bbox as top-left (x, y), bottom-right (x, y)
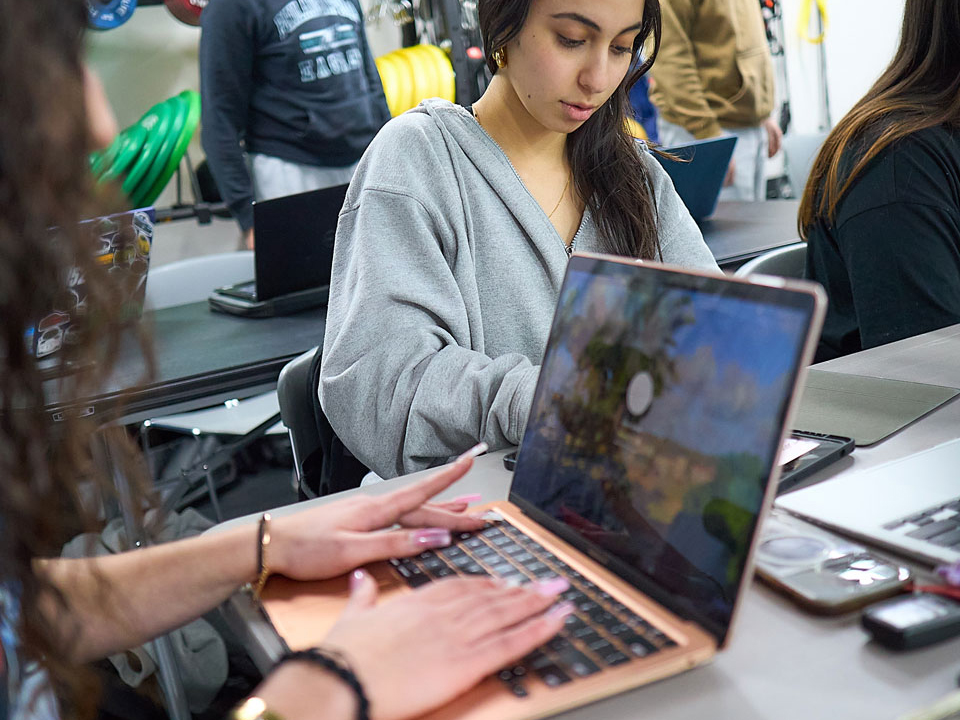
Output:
top-left (276, 347), bottom-right (369, 499)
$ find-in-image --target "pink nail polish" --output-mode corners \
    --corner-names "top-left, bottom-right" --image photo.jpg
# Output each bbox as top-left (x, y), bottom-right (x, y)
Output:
top-left (457, 442), bottom-right (489, 462)
top-left (411, 528), bottom-right (452, 548)
top-left (535, 577), bottom-right (570, 597)
top-left (350, 569), bottom-right (366, 590)
top-left (450, 493), bottom-right (483, 505)
top-left (546, 601), bottom-right (576, 621)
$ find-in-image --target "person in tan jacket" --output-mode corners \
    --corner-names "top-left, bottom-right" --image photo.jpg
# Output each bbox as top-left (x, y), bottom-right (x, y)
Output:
top-left (649, 0), bottom-right (783, 201)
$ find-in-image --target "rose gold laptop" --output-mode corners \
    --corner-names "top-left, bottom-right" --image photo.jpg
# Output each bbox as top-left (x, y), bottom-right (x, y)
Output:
top-left (261, 253), bottom-right (825, 719)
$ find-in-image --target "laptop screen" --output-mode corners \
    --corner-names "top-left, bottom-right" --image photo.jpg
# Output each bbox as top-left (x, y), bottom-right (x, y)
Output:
top-left (655, 136), bottom-right (736, 220)
top-left (252, 183), bottom-right (347, 301)
top-left (510, 255), bottom-right (817, 644)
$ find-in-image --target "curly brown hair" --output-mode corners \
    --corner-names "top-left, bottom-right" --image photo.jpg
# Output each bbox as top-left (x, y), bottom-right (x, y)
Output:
top-left (0, 0), bottom-right (151, 716)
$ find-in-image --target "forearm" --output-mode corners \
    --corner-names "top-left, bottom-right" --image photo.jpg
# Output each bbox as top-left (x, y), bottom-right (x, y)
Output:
top-left (38, 524), bottom-right (257, 662)
top-left (201, 114), bottom-right (256, 230)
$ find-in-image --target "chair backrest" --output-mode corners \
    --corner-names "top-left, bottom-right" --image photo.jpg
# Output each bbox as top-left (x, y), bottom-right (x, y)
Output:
top-left (783, 132), bottom-right (828, 199)
top-left (276, 347), bottom-right (368, 499)
top-left (144, 251), bottom-right (255, 310)
top-left (734, 242), bottom-right (808, 279)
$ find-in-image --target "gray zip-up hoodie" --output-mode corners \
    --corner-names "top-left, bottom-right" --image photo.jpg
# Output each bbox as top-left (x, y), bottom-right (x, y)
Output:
top-left (319, 98), bottom-right (719, 478)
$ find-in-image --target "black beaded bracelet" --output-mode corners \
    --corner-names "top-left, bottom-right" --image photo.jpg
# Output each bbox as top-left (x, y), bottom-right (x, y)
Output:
top-left (280, 647), bottom-right (370, 720)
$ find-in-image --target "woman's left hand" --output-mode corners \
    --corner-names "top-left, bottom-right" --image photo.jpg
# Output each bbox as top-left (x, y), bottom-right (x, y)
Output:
top-left (268, 444), bottom-right (489, 582)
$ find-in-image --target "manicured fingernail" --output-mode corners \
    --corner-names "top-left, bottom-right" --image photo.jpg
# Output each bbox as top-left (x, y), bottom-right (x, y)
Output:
top-left (411, 528), bottom-right (451, 548)
top-left (546, 601), bottom-right (576, 621)
top-left (937, 561), bottom-right (960, 586)
top-left (451, 493), bottom-right (483, 505)
top-left (457, 442), bottom-right (489, 462)
top-left (350, 569), bottom-right (366, 590)
top-left (535, 577), bottom-right (569, 597)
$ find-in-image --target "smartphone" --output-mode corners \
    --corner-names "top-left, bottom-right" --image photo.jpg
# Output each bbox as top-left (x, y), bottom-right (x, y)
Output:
top-left (755, 509), bottom-right (911, 614)
top-left (862, 593), bottom-right (960, 650)
top-left (777, 430), bottom-right (855, 493)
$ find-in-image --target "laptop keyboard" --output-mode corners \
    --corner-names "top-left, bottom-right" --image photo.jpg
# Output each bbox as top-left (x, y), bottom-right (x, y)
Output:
top-left (882, 496), bottom-right (960, 549)
top-left (388, 521), bottom-right (677, 696)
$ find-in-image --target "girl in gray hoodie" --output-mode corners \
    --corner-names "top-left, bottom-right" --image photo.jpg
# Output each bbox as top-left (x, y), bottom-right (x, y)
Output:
top-left (320, 0), bottom-right (720, 479)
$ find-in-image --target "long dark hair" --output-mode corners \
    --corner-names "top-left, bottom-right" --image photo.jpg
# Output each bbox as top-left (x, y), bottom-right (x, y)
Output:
top-left (479, 0), bottom-right (664, 260)
top-left (799, 0), bottom-right (960, 236)
top-left (0, 0), bottom-right (150, 716)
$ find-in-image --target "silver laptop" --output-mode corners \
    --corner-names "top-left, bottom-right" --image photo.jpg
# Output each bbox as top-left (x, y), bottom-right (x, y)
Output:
top-left (776, 438), bottom-right (960, 566)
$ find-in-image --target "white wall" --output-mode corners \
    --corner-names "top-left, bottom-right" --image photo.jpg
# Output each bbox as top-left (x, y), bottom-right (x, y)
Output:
top-left (780, 0), bottom-right (906, 135)
top-left (86, 2), bottom-right (402, 207)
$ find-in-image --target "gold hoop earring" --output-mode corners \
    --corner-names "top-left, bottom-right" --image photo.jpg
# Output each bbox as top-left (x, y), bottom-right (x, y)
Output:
top-left (493, 47), bottom-right (507, 69)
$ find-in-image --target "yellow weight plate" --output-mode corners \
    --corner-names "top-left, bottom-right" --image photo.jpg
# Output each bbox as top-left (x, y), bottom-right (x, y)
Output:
top-left (386, 50), bottom-right (416, 114)
top-left (375, 55), bottom-right (403, 117)
top-left (406, 45), bottom-right (441, 102)
top-left (420, 44), bottom-right (456, 102)
top-left (398, 46), bottom-right (431, 107)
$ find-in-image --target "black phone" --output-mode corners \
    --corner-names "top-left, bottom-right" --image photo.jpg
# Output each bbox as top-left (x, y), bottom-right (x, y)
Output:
top-left (777, 430), bottom-right (855, 492)
top-left (503, 450), bottom-right (517, 471)
top-left (862, 593), bottom-right (960, 650)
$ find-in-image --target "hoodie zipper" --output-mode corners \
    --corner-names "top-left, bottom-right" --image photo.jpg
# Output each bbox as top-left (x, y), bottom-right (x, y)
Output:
top-left (471, 110), bottom-right (577, 259)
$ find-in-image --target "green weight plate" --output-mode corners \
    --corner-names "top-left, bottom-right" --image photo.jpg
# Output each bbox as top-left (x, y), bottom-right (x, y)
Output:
top-left (138, 90), bottom-right (201, 208)
top-left (102, 124), bottom-right (148, 183)
top-left (121, 100), bottom-right (174, 198)
top-left (91, 133), bottom-right (123, 178)
top-left (131, 96), bottom-right (188, 208)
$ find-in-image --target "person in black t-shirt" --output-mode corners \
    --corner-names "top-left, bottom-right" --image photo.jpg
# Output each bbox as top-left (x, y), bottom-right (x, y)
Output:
top-left (799, 0), bottom-right (960, 362)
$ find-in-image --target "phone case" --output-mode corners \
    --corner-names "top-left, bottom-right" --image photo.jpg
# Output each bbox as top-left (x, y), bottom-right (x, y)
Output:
top-left (755, 509), bottom-right (911, 614)
top-left (778, 430), bottom-right (855, 492)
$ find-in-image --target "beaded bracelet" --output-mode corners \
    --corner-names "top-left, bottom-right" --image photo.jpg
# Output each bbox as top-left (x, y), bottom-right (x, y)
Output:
top-left (281, 647), bottom-right (370, 720)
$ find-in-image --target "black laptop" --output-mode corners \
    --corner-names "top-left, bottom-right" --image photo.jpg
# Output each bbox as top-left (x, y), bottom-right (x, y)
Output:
top-left (210, 183), bottom-right (348, 317)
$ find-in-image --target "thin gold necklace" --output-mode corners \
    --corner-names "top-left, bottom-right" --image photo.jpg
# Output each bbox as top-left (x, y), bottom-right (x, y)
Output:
top-left (547, 175), bottom-right (571, 220)
top-left (473, 106), bottom-right (571, 222)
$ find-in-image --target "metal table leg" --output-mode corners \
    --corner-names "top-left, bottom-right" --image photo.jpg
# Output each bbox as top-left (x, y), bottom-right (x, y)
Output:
top-left (100, 428), bottom-right (193, 720)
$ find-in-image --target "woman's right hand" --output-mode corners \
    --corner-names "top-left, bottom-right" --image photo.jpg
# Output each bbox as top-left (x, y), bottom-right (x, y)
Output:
top-left (317, 571), bottom-right (573, 720)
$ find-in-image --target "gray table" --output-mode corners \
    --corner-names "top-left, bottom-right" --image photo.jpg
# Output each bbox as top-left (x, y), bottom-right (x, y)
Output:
top-left (700, 200), bottom-right (801, 269)
top-left (217, 324), bottom-right (960, 720)
top-left (44, 301), bottom-right (326, 426)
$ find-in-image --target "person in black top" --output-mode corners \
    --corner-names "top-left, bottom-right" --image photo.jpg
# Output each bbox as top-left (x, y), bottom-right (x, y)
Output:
top-left (199, 0), bottom-right (391, 249)
top-left (799, 0), bottom-right (960, 362)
